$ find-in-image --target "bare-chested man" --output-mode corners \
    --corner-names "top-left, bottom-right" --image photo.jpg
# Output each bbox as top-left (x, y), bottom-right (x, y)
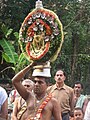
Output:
top-left (12, 62), bottom-right (62, 120)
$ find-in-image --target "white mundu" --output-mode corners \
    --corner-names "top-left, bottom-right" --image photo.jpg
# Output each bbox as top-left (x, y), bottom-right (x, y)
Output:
top-left (84, 101), bottom-right (90, 120)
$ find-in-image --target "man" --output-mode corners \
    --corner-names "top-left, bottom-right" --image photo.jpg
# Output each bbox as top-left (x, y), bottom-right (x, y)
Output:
top-left (0, 86), bottom-right (8, 119)
top-left (73, 81), bottom-right (88, 114)
top-left (84, 101), bottom-right (90, 120)
top-left (8, 88), bottom-right (19, 114)
top-left (47, 69), bottom-right (74, 120)
top-left (12, 62), bottom-right (62, 120)
top-left (11, 79), bottom-right (34, 120)
top-left (73, 107), bottom-right (84, 120)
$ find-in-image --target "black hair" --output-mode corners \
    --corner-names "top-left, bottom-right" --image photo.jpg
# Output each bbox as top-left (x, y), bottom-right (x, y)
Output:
top-left (73, 81), bottom-right (83, 89)
top-left (74, 107), bottom-right (84, 114)
top-left (44, 78), bottom-right (50, 85)
top-left (55, 69), bottom-right (67, 77)
top-left (33, 76), bottom-right (50, 85)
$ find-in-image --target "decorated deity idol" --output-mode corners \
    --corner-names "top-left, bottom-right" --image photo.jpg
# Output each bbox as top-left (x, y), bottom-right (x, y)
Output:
top-left (12, 1), bottom-right (64, 120)
top-left (19, 0), bottom-right (64, 63)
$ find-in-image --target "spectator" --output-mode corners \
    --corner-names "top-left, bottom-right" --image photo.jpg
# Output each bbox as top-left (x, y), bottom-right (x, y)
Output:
top-left (73, 81), bottom-right (88, 114)
top-left (73, 107), bottom-right (84, 120)
top-left (84, 101), bottom-right (90, 120)
top-left (47, 69), bottom-right (74, 120)
top-left (11, 79), bottom-right (34, 120)
top-left (0, 86), bottom-right (8, 119)
top-left (12, 62), bottom-right (62, 120)
top-left (8, 88), bottom-right (19, 113)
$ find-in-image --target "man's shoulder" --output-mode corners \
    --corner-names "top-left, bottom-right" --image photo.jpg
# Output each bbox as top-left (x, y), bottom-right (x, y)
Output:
top-left (80, 94), bottom-right (86, 97)
top-left (0, 86), bottom-right (7, 95)
top-left (47, 84), bottom-right (56, 93)
top-left (47, 95), bottom-right (58, 108)
top-left (48, 84), bottom-right (55, 89)
top-left (64, 84), bottom-right (73, 90)
top-left (80, 94), bottom-right (88, 101)
top-left (64, 84), bottom-right (74, 93)
top-left (0, 86), bottom-right (6, 91)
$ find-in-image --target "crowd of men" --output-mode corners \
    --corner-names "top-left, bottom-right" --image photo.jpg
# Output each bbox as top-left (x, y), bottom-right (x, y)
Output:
top-left (0, 62), bottom-right (90, 120)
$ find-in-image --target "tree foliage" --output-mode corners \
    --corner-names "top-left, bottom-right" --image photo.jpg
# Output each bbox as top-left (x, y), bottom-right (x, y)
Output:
top-left (0, 0), bottom-right (90, 94)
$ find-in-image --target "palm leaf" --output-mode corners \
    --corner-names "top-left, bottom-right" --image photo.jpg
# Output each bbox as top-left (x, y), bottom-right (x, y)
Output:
top-left (0, 39), bottom-right (18, 64)
top-left (17, 53), bottom-right (28, 67)
top-left (15, 53), bottom-right (30, 72)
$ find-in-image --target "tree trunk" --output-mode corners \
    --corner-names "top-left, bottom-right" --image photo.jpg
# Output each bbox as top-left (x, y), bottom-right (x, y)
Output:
top-left (70, 32), bottom-right (78, 84)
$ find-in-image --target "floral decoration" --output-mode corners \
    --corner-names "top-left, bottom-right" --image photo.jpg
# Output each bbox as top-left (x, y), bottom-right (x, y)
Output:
top-left (19, 5), bottom-right (64, 62)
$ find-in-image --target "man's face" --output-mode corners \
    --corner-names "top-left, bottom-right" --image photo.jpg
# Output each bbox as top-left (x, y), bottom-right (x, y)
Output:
top-left (23, 82), bottom-right (34, 92)
top-left (74, 109), bottom-right (83, 120)
top-left (74, 84), bottom-right (82, 94)
top-left (54, 70), bottom-right (66, 84)
top-left (33, 76), bottom-right (47, 95)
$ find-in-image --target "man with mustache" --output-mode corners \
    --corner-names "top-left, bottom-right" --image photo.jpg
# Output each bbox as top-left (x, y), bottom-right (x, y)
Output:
top-left (73, 81), bottom-right (88, 115)
top-left (12, 63), bottom-right (62, 120)
top-left (47, 69), bottom-right (74, 120)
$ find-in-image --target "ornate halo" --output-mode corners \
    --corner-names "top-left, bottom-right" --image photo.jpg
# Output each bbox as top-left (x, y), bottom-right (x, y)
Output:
top-left (19, 0), bottom-right (64, 62)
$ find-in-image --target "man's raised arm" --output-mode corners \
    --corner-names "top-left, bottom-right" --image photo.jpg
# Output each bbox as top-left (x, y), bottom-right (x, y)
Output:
top-left (12, 62), bottom-right (34, 100)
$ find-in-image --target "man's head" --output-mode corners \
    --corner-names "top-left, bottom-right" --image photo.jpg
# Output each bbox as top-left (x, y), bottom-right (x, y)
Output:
top-left (54, 69), bottom-right (66, 84)
top-left (33, 76), bottom-right (50, 95)
top-left (73, 81), bottom-right (83, 95)
top-left (74, 107), bottom-right (84, 120)
top-left (32, 62), bottom-right (51, 95)
top-left (22, 79), bottom-right (34, 92)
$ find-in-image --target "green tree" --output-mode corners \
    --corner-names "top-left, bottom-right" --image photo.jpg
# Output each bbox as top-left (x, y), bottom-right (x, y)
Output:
top-left (0, 24), bottom-right (30, 83)
top-left (0, 0), bottom-right (36, 31)
top-left (0, 0), bottom-right (90, 94)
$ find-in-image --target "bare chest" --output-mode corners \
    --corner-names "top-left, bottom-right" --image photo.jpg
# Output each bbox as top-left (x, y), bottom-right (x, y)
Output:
top-left (20, 95), bottom-right (52, 120)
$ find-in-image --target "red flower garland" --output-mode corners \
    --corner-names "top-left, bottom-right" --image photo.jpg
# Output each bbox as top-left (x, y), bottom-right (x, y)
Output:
top-left (26, 42), bottom-right (50, 60)
top-left (36, 94), bottom-right (52, 119)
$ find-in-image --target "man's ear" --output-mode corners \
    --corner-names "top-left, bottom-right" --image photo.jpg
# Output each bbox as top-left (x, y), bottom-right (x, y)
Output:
top-left (64, 76), bottom-right (66, 81)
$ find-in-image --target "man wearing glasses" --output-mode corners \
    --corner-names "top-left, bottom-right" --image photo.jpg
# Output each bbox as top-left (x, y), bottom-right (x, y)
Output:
top-left (12, 63), bottom-right (62, 120)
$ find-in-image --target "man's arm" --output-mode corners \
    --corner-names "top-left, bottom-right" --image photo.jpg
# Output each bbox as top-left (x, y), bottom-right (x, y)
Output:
top-left (0, 99), bottom-right (8, 119)
top-left (11, 98), bottom-right (19, 120)
top-left (69, 90), bottom-right (74, 117)
top-left (52, 98), bottom-right (62, 120)
top-left (84, 101), bottom-right (90, 120)
top-left (12, 62), bottom-right (34, 100)
top-left (83, 98), bottom-right (89, 114)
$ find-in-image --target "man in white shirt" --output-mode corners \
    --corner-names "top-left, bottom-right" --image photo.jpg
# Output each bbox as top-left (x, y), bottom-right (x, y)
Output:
top-left (0, 86), bottom-right (8, 119)
top-left (84, 101), bottom-right (90, 120)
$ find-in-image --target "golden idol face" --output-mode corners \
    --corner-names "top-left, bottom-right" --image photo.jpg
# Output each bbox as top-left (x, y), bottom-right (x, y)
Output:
top-left (26, 31), bottom-right (50, 60)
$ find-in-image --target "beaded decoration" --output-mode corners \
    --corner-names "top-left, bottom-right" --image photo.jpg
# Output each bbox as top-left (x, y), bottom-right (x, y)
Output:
top-left (19, 0), bottom-right (64, 62)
